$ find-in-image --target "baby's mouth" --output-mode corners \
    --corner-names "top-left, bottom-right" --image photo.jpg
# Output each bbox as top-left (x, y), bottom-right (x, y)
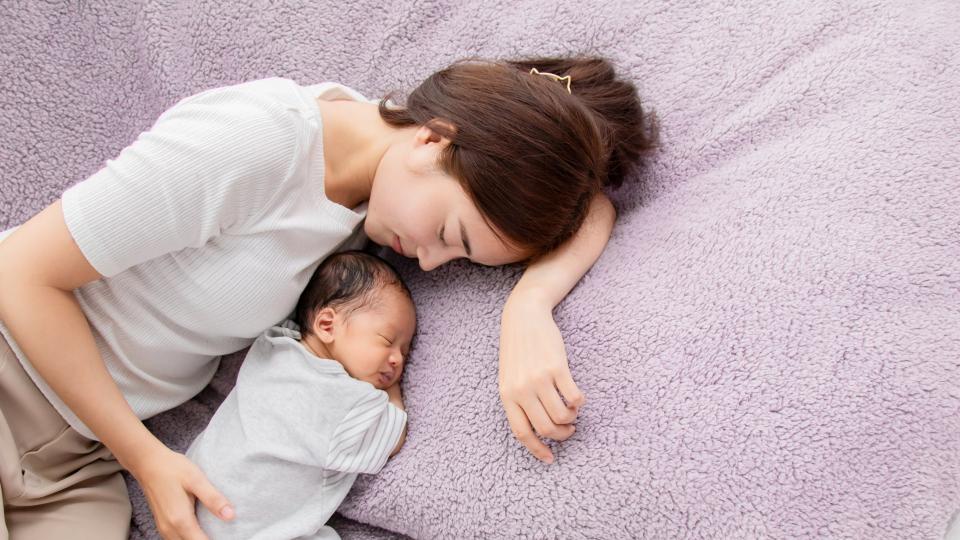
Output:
top-left (379, 370), bottom-right (393, 386)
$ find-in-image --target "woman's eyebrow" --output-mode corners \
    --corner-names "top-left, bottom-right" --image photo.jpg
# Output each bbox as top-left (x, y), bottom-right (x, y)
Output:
top-left (459, 219), bottom-right (472, 257)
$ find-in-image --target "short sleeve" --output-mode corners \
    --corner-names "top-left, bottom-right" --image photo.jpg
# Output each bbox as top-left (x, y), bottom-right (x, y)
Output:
top-left (326, 391), bottom-right (407, 474)
top-left (61, 80), bottom-right (301, 277)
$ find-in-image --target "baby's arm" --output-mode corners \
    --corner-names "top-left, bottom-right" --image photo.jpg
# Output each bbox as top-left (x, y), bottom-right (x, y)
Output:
top-left (386, 383), bottom-right (407, 457)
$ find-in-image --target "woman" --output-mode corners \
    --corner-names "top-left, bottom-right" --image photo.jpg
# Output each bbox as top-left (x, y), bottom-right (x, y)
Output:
top-left (0, 55), bottom-right (656, 539)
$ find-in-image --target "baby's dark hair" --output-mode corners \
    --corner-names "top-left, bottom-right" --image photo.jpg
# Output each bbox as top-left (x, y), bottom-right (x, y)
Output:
top-left (294, 250), bottom-right (413, 337)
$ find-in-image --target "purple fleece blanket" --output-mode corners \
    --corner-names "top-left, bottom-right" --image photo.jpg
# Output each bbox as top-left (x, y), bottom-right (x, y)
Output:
top-left (2, 1), bottom-right (958, 538)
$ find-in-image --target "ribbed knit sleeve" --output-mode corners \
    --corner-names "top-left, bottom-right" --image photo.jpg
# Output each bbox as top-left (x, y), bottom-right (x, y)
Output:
top-left (326, 391), bottom-right (407, 474)
top-left (61, 82), bottom-right (301, 277)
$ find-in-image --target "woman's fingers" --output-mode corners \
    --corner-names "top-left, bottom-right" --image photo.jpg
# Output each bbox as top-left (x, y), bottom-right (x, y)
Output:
top-left (139, 449), bottom-right (221, 540)
top-left (497, 298), bottom-right (586, 463)
top-left (157, 493), bottom-right (209, 540)
top-left (501, 370), bottom-right (585, 463)
top-left (189, 473), bottom-right (234, 522)
top-left (169, 513), bottom-right (207, 540)
top-left (555, 370), bottom-right (586, 410)
top-left (172, 463), bottom-right (232, 540)
top-left (523, 391), bottom-right (575, 442)
top-left (503, 400), bottom-right (554, 464)
top-left (537, 377), bottom-right (582, 432)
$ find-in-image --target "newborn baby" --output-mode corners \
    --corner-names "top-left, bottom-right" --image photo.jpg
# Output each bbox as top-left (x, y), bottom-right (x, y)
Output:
top-left (187, 250), bottom-right (415, 539)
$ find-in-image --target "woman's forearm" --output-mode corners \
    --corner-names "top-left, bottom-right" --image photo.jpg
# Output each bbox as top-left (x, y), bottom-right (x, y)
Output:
top-left (0, 283), bottom-right (163, 472)
top-left (507, 192), bottom-right (617, 310)
top-left (0, 201), bottom-right (164, 472)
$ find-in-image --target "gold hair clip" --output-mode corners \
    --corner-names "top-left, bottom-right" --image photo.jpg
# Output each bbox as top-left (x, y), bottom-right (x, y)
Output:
top-left (530, 67), bottom-right (572, 94)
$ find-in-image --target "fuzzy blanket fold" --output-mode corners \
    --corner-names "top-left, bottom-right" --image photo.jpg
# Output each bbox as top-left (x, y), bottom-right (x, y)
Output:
top-left (2, 1), bottom-right (957, 538)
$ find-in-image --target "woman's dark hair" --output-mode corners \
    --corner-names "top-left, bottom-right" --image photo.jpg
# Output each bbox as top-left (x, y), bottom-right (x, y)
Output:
top-left (294, 250), bottom-right (413, 337)
top-left (377, 55), bottom-right (658, 263)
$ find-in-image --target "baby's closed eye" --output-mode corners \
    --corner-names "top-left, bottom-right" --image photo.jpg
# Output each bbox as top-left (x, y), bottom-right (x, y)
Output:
top-left (379, 333), bottom-right (410, 357)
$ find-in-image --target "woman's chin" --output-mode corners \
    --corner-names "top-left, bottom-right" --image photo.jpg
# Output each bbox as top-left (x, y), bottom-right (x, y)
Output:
top-left (362, 220), bottom-right (376, 242)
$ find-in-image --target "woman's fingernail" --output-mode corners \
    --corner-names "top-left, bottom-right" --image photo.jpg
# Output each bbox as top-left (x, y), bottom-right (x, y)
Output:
top-left (221, 506), bottom-right (235, 520)
top-left (545, 456), bottom-right (554, 465)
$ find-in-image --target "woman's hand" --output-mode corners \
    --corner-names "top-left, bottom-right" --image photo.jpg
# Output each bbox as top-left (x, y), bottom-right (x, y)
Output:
top-left (498, 293), bottom-right (585, 464)
top-left (127, 443), bottom-right (234, 540)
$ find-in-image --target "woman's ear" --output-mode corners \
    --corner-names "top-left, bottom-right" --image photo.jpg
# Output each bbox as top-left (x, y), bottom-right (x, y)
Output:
top-left (311, 307), bottom-right (337, 344)
top-left (419, 118), bottom-right (457, 146)
top-left (411, 119), bottom-right (457, 174)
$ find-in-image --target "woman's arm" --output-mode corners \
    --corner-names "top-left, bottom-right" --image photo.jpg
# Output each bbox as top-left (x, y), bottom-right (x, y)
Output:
top-left (509, 192), bottom-right (617, 309)
top-left (0, 202), bottom-right (152, 461)
top-left (498, 192), bottom-right (616, 463)
top-left (0, 200), bottom-right (233, 539)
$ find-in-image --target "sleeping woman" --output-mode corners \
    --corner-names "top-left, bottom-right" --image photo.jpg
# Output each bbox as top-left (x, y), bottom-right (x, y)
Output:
top-left (0, 55), bottom-right (656, 539)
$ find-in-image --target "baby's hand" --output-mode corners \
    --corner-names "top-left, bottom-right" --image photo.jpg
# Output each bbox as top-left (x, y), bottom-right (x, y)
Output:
top-left (385, 382), bottom-right (404, 412)
top-left (385, 382), bottom-right (407, 457)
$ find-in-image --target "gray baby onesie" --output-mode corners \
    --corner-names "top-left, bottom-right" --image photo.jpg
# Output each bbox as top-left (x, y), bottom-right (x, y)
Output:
top-left (187, 321), bottom-right (407, 540)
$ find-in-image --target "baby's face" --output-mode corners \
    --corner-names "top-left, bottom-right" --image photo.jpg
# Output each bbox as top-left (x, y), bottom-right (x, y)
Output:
top-left (335, 286), bottom-right (416, 390)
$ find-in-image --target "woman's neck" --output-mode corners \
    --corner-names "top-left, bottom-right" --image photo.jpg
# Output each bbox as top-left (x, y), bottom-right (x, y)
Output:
top-left (315, 98), bottom-right (405, 209)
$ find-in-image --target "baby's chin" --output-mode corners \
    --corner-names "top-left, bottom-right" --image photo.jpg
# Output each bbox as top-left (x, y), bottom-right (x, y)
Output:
top-left (374, 371), bottom-right (394, 389)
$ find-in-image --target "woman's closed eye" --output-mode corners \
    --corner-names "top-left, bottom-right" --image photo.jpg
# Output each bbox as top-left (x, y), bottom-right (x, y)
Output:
top-left (441, 224), bottom-right (468, 260)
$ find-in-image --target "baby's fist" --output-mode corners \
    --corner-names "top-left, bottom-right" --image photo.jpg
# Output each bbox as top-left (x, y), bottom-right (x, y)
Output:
top-left (386, 382), bottom-right (404, 411)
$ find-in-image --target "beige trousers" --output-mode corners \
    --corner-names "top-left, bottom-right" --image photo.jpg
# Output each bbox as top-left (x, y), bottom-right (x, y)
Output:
top-left (0, 333), bottom-right (131, 540)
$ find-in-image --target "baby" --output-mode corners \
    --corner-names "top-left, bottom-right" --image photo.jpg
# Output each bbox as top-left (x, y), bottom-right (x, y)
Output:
top-left (187, 250), bottom-right (415, 540)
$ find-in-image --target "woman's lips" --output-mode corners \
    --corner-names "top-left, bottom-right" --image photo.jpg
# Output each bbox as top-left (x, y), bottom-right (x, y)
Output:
top-left (392, 235), bottom-right (403, 256)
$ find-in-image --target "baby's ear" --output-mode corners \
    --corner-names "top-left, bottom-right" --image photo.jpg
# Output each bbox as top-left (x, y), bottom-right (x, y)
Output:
top-left (311, 307), bottom-right (337, 342)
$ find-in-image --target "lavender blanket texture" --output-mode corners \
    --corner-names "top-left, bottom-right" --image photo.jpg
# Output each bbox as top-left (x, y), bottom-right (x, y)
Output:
top-left (2, 1), bottom-right (958, 538)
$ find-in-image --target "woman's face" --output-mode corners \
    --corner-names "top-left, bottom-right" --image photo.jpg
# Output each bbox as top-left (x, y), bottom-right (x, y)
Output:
top-left (365, 124), bottom-right (526, 271)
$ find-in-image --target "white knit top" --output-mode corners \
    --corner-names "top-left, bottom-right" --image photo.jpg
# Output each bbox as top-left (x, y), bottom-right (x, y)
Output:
top-left (0, 77), bottom-right (378, 440)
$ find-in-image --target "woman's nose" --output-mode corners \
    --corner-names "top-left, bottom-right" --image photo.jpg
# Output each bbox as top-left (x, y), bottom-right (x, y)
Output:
top-left (416, 244), bottom-right (450, 272)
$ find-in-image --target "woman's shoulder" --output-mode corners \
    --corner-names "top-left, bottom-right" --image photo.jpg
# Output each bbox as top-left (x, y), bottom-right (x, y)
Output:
top-left (163, 77), bottom-right (316, 122)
